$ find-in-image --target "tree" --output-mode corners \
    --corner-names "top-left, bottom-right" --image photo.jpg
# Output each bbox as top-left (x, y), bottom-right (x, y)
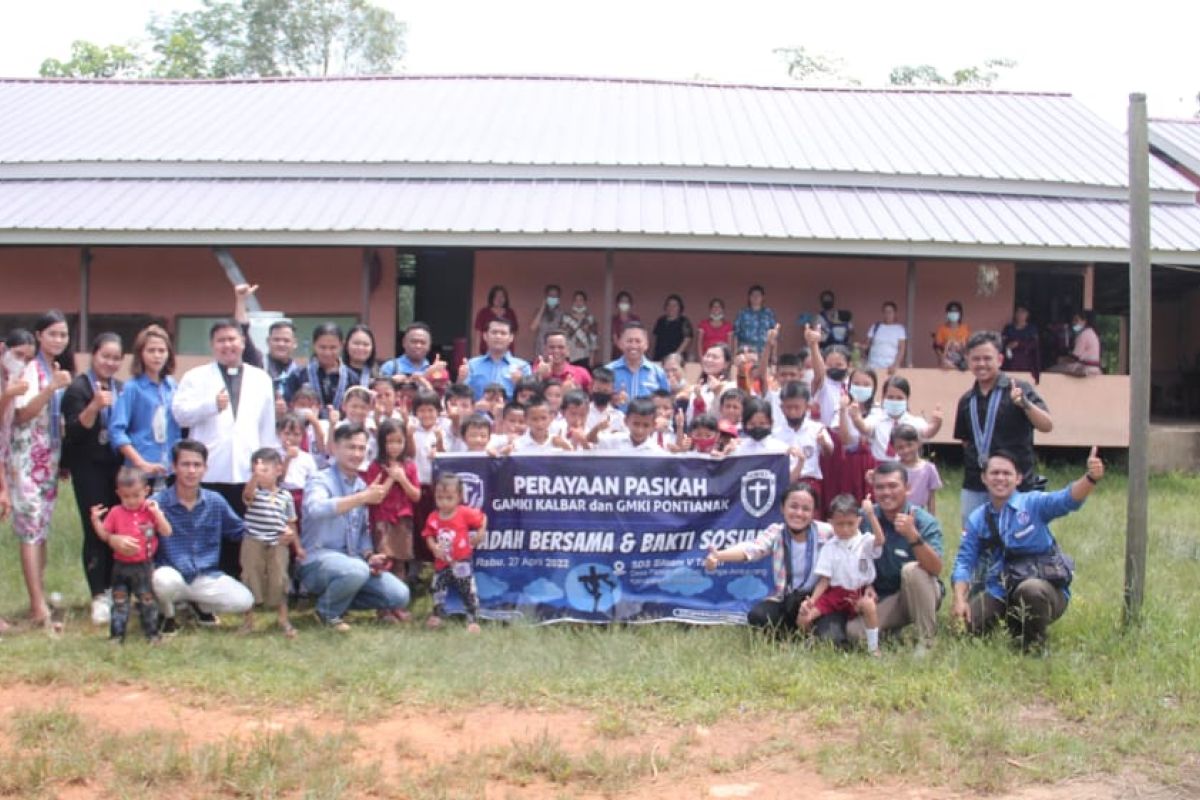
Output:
top-left (39, 40), bottom-right (142, 79)
top-left (888, 58), bottom-right (1016, 88)
top-left (38, 0), bottom-right (406, 80)
top-left (774, 46), bottom-right (860, 86)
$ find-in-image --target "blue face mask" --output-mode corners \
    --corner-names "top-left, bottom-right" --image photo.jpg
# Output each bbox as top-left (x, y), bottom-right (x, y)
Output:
top-left (849, 385), bottom-right (874, 403)
top-left (1071, 323), bottom-right (1083, 334)
top-left (883, 398), bottom-right (907, 417)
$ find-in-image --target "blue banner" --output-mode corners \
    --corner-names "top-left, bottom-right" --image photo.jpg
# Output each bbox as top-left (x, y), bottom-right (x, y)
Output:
top-left (433, 453), bottom-right (787, 624)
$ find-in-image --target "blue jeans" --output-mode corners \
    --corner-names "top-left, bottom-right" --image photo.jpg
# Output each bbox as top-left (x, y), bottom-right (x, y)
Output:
top-left (298, 551), bottom-right (410, 622)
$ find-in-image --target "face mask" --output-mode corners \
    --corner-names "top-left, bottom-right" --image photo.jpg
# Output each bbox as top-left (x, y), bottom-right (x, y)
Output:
top-left (821, 297), bottom-right (834, 310)
top-left (849, 385), bottom-right (874, 403)
top-left (827, 367), bottom-right (848, 383)
top-left (545, 297), bottom-right (559, 309)
top-left (573, 304), bottom-right (587, 313)
top-left (692, 436), bottom-right (717, 453)
top-left (1071, 323), bottom-right (1084, 334)
top-left (785, 414), bottom-right (806, 429)
top-left (801, 368), bottom-right (815, 385)
top-left (617, 302), bottom-right (631, 314)
top-left (883, 398), bottom-right (907, 417)
top-left (947, 311), bottom-right (961, 323)
top-left (746, 426), bottom-right (772, 442)
top-left (591, 392), bottom-right (611, 407)
top-left (710, 312), bottom-right (724, 322)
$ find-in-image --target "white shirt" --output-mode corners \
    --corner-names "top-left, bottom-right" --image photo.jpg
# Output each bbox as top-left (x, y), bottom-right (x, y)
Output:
top-left (512, 431), bottom-right (562, 454)
top-left (814, 532), bottom-right (882, 591)
top-left (279, 447), bottom-right (317, 491)
top-left (733, 434), bottom-right (797, 473)
top-left (813, 378), bottom-right (845, 428)
top-left (587, 404), bottom-right (626, 433)
top-left (411, 422), bottom-right (445, 484)
top-left (775, 417), bottom-right (830, 479)
top-left (861, 408), bottom-right (932, 462)
top-left (866, 323), bottom-right (907, 370)
top-left (595, 432), bottom-right (663, 454)
top-left (172, 361), bottom-right (276, 483)
top-left (548, 415), bottom-right (568, 438)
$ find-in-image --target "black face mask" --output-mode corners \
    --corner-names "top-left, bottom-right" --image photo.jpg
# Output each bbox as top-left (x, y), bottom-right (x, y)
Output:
top-left (827, 367), bottom-right (848, 382)
top-left (821, 298), bottom-right (834, 310)
top-left (592, 392), bottom-right (611, 407)
top-left (785, 414), bottom-right (806, 429)
top-left (746, 426), bottom-right (772, 442)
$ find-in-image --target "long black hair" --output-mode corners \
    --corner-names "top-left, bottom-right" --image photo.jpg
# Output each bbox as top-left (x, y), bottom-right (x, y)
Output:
top-left (32, 309), bottom-right (74, 376)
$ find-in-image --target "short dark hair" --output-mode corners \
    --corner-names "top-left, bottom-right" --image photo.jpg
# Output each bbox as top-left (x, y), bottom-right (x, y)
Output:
top-left (882, 300), bottom-right (898, 311)
top-left (986, 449), bottom-right (1021, 471)
top-left (173, 439), bottom-right (208, 464)
top-left (890, 423), bottom-right (921, 445)
top-left (333, 422), bottom-right (368, 443)
top-left (412, 391), bottom-right (442, 412)
top-left (268, 320), bottom-right (295, 335)
top-left (502, 401), bottom-right (526, 418)
top-left (276, 412), bottom-right (303, 433)
top-left (966, 330), bottom-right (1004, 354)
top-left (748, 284), bottom-right (765, 296)
top-left (486, 317), bottom-right (513, 334)
top-left (689, 413), bottom-right (719, 433)
top-left (873, 460), bottom-right (909, 485)
top-left (626, 398), bottom-right (656, 419)
top-left (562, 389), bottom-right (589, 409)
top-left (460, 412), bottom-right (493, 437)
top-left (90, 331), bottom-right (122, 356)
top-left (208, 318), bottom-right (241, 340)
top-left (483, 382), bottom-right (506, 395)
top-left (778, 353), bottom-right (802, 368)
top-left (946, 300), bottom-right (964, 314)
top-left (251, 447), bottom-right (281, 465)
top-left (515, 377), bottom-right (543, 396)
top-left (828, 493), bottom-right (859, 517)
top-left (312, 322), bottom-right (344, 343)
top-left (651, 388), bottom-right (672, 400)
top-left (446, 383), bottom-right (474, 402)
top-left (663, 293), bottom-right (685, 313)
top-left (780, 381), bottom-right (811, 402)
top-left (719, 388), bottom-right (745, 406)
top-left (403, 322), bottom-right (432, 339)
top-left (591, 366), bottom-right (615, 384)
top-left (620, 321), bottom-right (647, 336)
top-left (882, 375), bottom-right (911, 398)
top-left (525, 394), bottom-right (550, 412)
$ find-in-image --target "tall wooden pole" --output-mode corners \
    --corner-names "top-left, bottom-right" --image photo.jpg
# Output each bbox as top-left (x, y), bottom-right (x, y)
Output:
top-left (1124, 93), bottom-right (1151, 628)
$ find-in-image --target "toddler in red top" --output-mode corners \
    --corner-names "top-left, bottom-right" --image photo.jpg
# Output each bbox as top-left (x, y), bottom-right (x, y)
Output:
top-left (421, 473), bottom-right (488, 632)
top-left (90, 467), bottom-right (172, 643)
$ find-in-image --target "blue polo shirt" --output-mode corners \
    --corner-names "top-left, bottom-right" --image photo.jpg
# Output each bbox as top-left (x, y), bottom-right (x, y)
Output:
top-left (109, 374), bottom-right (181, 472)
top-left (606, 357), bottom-right (670, 410)
top-left (152, 486), bottom-right (245, 582)
top-left (465, 351), bottom-right (530, 400)
top-left (953, 487), bottom-right (1082, 602)
top-left (379, 354), bottom-right (431, 378)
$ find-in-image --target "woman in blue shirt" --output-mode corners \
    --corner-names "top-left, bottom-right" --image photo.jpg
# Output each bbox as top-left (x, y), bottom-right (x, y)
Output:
top-left (110, 325), bottom-right (181, 485)
top-left (952, 447), bottom-right (1104, 652)
top-left (733, 284), bottom-right (777, 355)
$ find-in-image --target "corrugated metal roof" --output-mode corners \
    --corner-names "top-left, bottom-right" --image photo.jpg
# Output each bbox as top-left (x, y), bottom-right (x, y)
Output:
top-left (1150, 118), bottom-right (1200, 183)
top-left (3, 178), bottom-right (1199, 262)
top-left (0, 76), bottom-right (1192, 196)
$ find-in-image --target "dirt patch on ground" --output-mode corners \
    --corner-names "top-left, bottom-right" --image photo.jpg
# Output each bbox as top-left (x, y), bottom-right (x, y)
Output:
top-left (0, 682), bottom-right (1178, 799)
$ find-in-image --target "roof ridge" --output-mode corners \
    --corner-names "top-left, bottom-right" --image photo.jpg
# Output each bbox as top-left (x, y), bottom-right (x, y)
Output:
top-left (1149, 116), bottom-right (1200, 124)
top-left (0, 72), bottom-right (1074, 97)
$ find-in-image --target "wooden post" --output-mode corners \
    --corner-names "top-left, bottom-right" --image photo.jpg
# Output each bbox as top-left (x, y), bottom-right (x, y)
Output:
top-left (601, 250), bottom-right (615, 363)
top-left (1082, 263), bottom-right (1095, 310)
top-left (905, 258), bottom-right (917, 367)
top-left (361, 248), bottom-right (374, 325)
top-left (1125, 93), bottom-right (1151, 628)
top-left (78, 247), bottom-right (91, 353)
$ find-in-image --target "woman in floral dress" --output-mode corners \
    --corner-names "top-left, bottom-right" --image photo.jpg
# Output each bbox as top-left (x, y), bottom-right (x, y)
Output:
top-left (9, 310), bottom-right (73, 628)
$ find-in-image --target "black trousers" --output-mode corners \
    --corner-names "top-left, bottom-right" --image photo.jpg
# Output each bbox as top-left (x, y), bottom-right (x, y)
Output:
top-left (747, 589), bottom-right (843, 641)
top-left (70, 462), bottom-right (121, 596)
top-left (203, 482), bottom-right (247, 579)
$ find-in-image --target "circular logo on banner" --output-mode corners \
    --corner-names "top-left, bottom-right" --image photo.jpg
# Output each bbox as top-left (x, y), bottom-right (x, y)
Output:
top-left (565, 563), bottom-right (622, 614)
top-left (457, 472), bottom-right (486, 509)
top-left (740, 469), bottom-right (777, 518)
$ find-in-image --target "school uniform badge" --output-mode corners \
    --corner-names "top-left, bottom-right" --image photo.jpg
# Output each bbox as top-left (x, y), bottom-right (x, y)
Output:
top-left (740, 469), bottom-right (776, 518)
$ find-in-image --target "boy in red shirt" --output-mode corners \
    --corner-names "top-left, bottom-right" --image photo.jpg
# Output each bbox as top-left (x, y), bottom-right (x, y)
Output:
top-left (421, 473), bottom-right (487, 633)
top-left (90, 467), bottom-right (173, 643)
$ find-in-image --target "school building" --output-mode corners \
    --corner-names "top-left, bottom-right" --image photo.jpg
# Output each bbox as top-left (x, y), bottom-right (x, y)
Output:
top-left (2, 76), bottom-right (1200, 459)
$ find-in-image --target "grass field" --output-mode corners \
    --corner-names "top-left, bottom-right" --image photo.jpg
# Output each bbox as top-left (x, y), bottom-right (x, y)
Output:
top-left (0, 465), bottom-right (1197, 798)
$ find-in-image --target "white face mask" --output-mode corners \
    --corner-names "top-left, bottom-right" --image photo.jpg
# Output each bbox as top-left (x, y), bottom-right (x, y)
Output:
top-left (849, 385), bottom-right (874, 403)
top-left (617, 302), bottom-right (631, 314)
top-left (572, 303), bottom-right (587, 313)
top-left (882, 398), bottom-right (907, 418)
top-left (545, 296), bottom-right (559, 309)
top-left (710, 311), bottom-right (724, 321)
top-left (947, 311), bottom-right (961, 324)
top-left (1071, 323), bottom-right (1084, 334)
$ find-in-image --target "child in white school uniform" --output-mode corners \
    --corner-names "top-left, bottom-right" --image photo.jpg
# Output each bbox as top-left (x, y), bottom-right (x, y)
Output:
top-left (590, 398), bottom-right (664, 454)
top-left (799, 493), bottom-right (885, 656)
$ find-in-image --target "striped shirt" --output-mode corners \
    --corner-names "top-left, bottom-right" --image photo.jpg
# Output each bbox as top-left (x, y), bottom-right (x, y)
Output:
top-left (244, 487), bottom-right (297, 545)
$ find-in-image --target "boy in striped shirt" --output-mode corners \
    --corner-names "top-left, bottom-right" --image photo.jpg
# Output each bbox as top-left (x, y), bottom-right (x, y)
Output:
top-left (241, 447), bottom-right (304, 638)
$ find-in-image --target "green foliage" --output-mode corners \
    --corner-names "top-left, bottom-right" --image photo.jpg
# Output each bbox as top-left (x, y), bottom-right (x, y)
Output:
top-left (774, 46), bottom-right (860, 86)
top-left (888, 58), bottom-right (1017, 88)
top-left (39, 0), bottom-right (406, 80)
top-left (38, 40), bottom-right (142, 79)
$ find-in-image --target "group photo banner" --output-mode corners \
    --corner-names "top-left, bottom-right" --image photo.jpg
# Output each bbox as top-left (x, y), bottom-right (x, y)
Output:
top-left (434, 453), bottom-right (788, 624)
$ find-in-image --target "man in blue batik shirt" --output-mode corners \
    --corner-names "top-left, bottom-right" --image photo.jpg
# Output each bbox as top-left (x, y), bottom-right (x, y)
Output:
top-left (952, 447), bottom-right (1104, 652)
top-left (605, 322), bottom-right (669, 411)
top-left (462, 318), bottom-right (530, 400)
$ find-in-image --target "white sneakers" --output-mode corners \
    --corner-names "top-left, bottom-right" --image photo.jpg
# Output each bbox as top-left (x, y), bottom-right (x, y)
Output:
top-left (91, 594), bottom-right (111, 626)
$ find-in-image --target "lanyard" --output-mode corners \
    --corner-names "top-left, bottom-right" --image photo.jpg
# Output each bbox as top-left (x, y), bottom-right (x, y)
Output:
top-left (308, 360), bottom-right (350, 413)
top-left (783, 524), bottom-right (817, 591)
top-left (88, 369), bottom-right (112, 430)
top-left (969, 385), bottom-right (1004, 469)
top-left (36, 352), bottom-right (63, 445)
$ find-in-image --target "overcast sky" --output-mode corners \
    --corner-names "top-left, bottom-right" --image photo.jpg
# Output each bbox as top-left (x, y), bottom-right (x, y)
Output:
top-left (2, 0), bottom-right (1195, 126)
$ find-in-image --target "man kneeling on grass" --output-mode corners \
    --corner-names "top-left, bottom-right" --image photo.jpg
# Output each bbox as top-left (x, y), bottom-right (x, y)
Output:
top-left (300, 423), bottom-right (411, 631)
top-left (952, 447), bottom-right (1104, 654)
top-left (152, 440), bottom-right (255, 635)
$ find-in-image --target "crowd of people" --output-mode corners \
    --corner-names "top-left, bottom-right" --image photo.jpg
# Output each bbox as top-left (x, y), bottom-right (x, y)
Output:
top-left (0, 281), bottom-right (1104, 655)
